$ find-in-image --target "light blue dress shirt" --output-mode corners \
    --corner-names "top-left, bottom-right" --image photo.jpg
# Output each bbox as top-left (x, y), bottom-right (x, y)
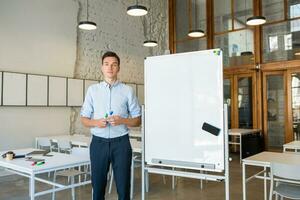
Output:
top-left (80, 81), bottom-right (141, 138)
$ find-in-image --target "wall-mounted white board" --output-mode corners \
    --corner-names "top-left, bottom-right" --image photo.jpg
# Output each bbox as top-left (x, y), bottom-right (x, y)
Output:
top-left (0, 72), bottom-right (2, 105)
top-left (137, 85), bottom-right (144, 105)
top-left (145, 49), bottom-right (224, 172)
top-left (127, 83), bottom-right (137, 96)
top-left (2, 72), bottom-right (26, 106)
top-left (84, 80), bottom-right (99, 97)
top-left (27, 75), bottom-right (48, 106)
top-left (67, 78), bottom-right (83, 106)
top-left (49, 76), bottom-right (67, 106)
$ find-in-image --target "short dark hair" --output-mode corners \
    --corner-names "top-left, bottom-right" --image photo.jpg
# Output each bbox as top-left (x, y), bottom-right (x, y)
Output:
top-left (102, 51), bottom-right (120, 65)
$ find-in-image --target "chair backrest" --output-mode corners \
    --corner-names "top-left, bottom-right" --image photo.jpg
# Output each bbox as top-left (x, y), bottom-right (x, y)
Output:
top-left (71, 147), bottom-right (90, 159)
top-left (271, 162), bottom-right (300, 180)
top-left (57, 140), bottom-right (72, 150)
top-left (37, 138), bottom-right (51, 147)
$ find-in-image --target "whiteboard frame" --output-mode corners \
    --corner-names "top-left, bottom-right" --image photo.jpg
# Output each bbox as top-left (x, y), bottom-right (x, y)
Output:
top-left (144, 50), bottom-right (224, 171)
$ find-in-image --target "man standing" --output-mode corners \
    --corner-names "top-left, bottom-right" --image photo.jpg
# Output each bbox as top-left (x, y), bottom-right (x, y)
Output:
top-left (80, 51), bottom-right (141, 200)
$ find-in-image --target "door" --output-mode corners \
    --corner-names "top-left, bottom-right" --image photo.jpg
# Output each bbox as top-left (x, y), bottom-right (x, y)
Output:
top-left (224, 72), bottom-right (257, 129)
top-left (263, 71), bottom-right (287, 150)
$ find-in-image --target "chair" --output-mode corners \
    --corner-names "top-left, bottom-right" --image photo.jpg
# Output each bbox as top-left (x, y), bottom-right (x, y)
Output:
top-left (269, 162), bottom-right (300, 200)
top-left (57, 139), bottom-right (72, 153)
top-left (52, 147), bottom-right (89, 200)
top-left (36, 138), bottom-right (57, 152)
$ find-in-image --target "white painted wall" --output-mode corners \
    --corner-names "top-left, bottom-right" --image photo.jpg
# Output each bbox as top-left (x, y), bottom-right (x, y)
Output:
top-left (0, 0), bottom-right (78, 76)
top-left (0, 0), bottom-right (78, 160)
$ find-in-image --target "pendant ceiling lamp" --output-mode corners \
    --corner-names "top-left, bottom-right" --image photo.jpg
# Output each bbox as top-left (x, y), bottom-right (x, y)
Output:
top-left (188, 0), bottom-right (205, 38)
top-left (246, 16), bottom-right (266, 26)
top-left (127, 0), bottom-right (148, 16)
top-left (78, 0), bottom-right (97, 30)
top-left (246, 0), bottom-right (266, 26)
top-left (143, 0), bottom-right (158, 47)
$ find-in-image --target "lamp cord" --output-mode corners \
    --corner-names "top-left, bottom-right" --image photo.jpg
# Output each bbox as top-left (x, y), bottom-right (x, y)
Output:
top-left (194, 0), bottom-right (198, 29)
top-left (87, 0), bottom-right (89, 20)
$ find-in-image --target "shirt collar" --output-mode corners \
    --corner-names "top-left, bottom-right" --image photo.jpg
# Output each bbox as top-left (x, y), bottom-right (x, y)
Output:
top-left (102, 80), bottom-right (120, 88)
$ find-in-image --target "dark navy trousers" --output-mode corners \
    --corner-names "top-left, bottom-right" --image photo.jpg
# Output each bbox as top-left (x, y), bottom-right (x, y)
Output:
top-left (90, 134), bottom-right (132, 200)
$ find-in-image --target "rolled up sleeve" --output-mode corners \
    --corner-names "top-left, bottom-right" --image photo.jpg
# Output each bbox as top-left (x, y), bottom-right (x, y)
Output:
top-left (127, 87), bottom-right (141, 118)
top-left (80, 87), bottom-right (94, 118)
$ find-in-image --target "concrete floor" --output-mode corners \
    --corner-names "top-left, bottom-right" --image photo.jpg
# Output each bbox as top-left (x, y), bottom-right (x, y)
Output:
top-left (0, 153), bottom-right (266, 200)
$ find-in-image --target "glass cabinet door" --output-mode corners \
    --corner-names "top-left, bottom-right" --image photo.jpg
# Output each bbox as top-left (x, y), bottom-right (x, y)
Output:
top-left (224, 73), bottom-right (256, 129)
top-left (224, 78), bottom-right (232, 129)
top-left (237, 77), bottom-right (253, 128)
top-left (291, 73), bottom-right (300, 140)
top-left (264, 74), bottom-right (286, 149)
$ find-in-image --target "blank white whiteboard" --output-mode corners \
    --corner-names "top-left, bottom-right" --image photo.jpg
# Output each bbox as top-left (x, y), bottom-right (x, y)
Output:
top-left (127, 83), bottom-right (137, 95)
top-left (3, 72), bottom-right (26, 106)
top-left (49, 76), bottom-right (67, 106)
top-left (27, 75), bottom-right (48, 106)
top-left (67, 78), bottom-right (83, 106)
top-left (84, 80), bottom-right (99, 97)
top-left (145, 49), bottom-right (224, 172)
top-left (0, 72), bottom-right (2, 105)
top-left (137, 85), bottom-right (144, 105)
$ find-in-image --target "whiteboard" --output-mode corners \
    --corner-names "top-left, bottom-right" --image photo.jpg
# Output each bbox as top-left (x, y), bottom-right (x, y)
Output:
top-left (84, 80), bottom-right (99, 97)
top-left (137, 85), bottom-right (144, 105)
top-left (49, 76), bottom-right (67, 106)
top-left (27, 74), bottom-right (48, 106)
top-left (127, 83), bottom-right (137, 95)
top-left (145, 49), bottom-right (224, 172)
top-left (67, 78), bottom-right (83, 106)
top-left (0, 72), bottom-right (2, 106)
top-left (2, 72), bottom-right (26, 106)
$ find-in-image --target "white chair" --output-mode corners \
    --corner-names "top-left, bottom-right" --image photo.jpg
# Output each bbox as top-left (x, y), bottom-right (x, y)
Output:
top-left (269, 162), bottom-right (300, 200)
top-left (37, 138), bottom-right (56, 152)
top-left (52, 147), bottom-right (89, 200)
top-left (57, 139), bottom-right (72, 153)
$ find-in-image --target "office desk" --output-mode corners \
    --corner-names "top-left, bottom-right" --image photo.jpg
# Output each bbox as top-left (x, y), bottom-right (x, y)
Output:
top-left (283, 140), bottom-right (300, 152)
top-left (0, 148), bottom-right (90, 200)
top-left (229, 129), bottom-right (261, 161)
top-left (242, 151), bottom-right (300, 200)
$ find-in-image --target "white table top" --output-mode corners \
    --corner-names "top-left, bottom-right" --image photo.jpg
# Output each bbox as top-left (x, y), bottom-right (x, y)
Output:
top-left (0, 148), bottom-right (90, 174)
top-left (229, 128), bottom-right (261, 136)
top-left (243, 151), bottom-right (300, 166)
top-left (283, 140), bottom-right (300, 148)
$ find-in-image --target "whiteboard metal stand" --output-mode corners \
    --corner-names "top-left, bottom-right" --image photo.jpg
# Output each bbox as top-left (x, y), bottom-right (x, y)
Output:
top-left (141, 105), bottom-right (230, 200)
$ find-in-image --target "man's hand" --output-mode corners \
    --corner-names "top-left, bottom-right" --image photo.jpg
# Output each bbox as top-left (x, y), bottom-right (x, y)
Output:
top-left (107, 115), bottom-right (123, 126)
top-left (94, 118), bottom-right (108, 128)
